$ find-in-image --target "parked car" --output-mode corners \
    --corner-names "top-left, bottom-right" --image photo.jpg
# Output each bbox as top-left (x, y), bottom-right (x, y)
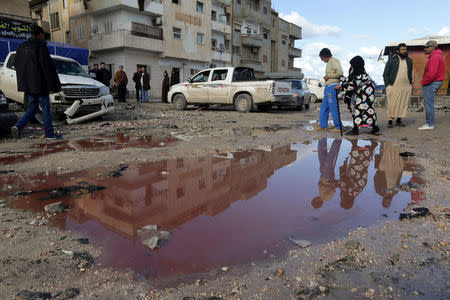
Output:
top-left (304, 77), bottom-right (325, 102)
top-left (283, 79), bottom-right (311, 110)
top-left (375, 85), bottom-right (386, 97)
top-left (0, 52), bottom-right (114, 124)
top-left (168, 67), bottom-right (292, 113)
top-left (0, 89), bottom-right (18, 137)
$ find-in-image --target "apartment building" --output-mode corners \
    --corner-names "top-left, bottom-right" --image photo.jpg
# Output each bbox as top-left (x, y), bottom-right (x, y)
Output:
top-left (232, 0), bottom-right (302, 75)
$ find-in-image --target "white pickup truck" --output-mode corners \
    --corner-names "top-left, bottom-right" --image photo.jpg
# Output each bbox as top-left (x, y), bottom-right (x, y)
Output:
top-left (0, 52), bottom-right (114, 124)
top-left (168, 67), bottom-right (292, 112)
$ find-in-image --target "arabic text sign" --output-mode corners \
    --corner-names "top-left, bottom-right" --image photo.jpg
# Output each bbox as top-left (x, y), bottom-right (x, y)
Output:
top-left (0, 17), bottom-right (31, 39)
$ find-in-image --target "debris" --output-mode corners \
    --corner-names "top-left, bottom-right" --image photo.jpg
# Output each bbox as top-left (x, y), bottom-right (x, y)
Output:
top-left (44, 202), bottom-right (65, 215)
top-left (221, 266), bottom-right (229, 271)
top-left (109, 165), bottom-right (128, 177)
top-left (53, 288), bottom-right (80, 299)
top-left (15, 290), bottom-right (52, 300)
top-left (137, 224), bottom-right (171, 249)
top-left (289, 237), bottom-right (312, 248)
top-left (399, 151), bottom-right (415, 157)
top-left (0, 169), bottom-right (14, 174)
top-left (275, 268), bottom-right (284, 277)
top-left (100, 122), bottom-right (112, 127)
top-left (72, 238), bottom-right (89, 244)
top-left (141, 236), bottom-right (159, 250)
top-left (345, 240), bottom-right (362, 251)
top-left (399, 207), bottom-right (429, 220)
top-left (365, 288), bottom-right (375, 299)
top-left (72, 251), bottom-right (94, 270)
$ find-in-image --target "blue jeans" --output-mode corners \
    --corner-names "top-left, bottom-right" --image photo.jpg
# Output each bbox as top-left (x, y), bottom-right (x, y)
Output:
top-left (15, 94), bottom-right (55, 138)
top-left (422, 81), bottom-right (442, 126)
top-left (320, 84), bottom-right (341, 129)
top-left (318, 138), bottom-right (342, 181)
top-left (141, 88), bottom-right (149, 102)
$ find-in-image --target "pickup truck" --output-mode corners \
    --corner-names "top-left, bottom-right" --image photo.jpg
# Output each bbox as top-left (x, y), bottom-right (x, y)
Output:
top-left (168, 67), bottom-right (292, 112)
top-left (0, 52), bottom-right (114, 124)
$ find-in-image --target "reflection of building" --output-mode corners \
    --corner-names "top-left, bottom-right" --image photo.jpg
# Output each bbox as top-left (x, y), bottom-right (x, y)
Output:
top-left (68, 146), bottom-right (297, 237)
top-left (384, 36), bottom-right (450, 96)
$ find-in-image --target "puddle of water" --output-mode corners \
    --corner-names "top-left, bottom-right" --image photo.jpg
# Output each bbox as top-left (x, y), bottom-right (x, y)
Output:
top-left (0, 134), bottom-right (176, 165)
top-left (0, 139), bottom-right (426, 280)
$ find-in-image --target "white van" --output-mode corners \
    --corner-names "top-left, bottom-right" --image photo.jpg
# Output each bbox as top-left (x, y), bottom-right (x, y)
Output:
top-left (304, 78), bottom-right (325, 102)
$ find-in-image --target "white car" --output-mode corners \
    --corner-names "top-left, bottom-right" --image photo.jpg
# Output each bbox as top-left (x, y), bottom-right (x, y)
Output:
top-left (0, 52), bottom-right (114, 124)
top-left (304, 77), bottom-right (325, 102)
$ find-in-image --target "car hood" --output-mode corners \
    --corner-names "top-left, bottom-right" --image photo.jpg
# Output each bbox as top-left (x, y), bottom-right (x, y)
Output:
top-left (58, 74), bottom-right (104, 87)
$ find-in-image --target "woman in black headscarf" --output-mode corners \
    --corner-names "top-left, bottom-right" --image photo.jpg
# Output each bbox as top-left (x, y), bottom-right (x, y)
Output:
top-left (335, 56), bottom-right (380, 135)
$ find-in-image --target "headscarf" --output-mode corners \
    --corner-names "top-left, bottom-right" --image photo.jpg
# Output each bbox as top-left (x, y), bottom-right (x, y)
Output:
top-left (349, 55), bottom-right (366, 78)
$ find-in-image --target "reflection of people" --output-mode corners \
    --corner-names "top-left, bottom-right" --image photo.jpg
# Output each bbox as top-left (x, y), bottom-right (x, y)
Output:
top-left (318, 48), bottom-right (343, 132)
top-left (311, 138), bottom-right (342, 209)
top-left (383, 43), bottom-right (413, 128)
top-left (339, 140), bottom-right (378, 209)
top-left (336, 56), bottom-right (380, 136)
top-left (419, 40), bottom-right (445, 130)
top-left (162, 71), bottom-right (170, 103)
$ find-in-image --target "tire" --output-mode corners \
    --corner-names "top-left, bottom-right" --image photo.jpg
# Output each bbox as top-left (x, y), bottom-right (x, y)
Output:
top-left (310, 94), bottom-right (318, 103)
top-left (173, 94), bottom-right (187, 111)
top-left (258, 104), bottom-right (271, 112)
top-left (234, 93), bottom-right (253, 113)
top-left (304, 103), bottom-right (310, 110)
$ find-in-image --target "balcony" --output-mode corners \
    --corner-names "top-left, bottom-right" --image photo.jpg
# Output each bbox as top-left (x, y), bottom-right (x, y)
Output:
top-left (289, 23), bottom-right (302, 39)
top-left (88, 27), bottom-right (163, 53)
top-left (240, 59), bottom-right (263, 72)
top-left (289, 47), bottom-right (302, 58)
top-left (87, 0), bottom-right (163, 16)
top-left (212, 49), bottom-right (231, 62)
top-left (212, 20), bottom-right (231, 35)
top-left (241, 33), bottom-right (264, 48)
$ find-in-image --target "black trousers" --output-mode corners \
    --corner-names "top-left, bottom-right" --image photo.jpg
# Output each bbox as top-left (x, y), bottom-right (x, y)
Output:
top-left (118, 83), bottom-right (127, 102)
top-left (135, 87), bottom-right (141, 101)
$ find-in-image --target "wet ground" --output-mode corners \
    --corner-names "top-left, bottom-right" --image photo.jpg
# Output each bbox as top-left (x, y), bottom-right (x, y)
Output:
top-left (0, 139), bottom-right (426, 282)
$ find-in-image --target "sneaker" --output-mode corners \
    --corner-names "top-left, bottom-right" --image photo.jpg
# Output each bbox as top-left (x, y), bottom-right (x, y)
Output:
top-left (46, 134), bottom-right (63, 141)
top-left (328, 128), bottom-right (341, 133)
top-left (315, 126), bottom-right (327, 131)
top-left (418, 124), bottom-right (434, 130)
top-left (11, 126), bottom-right (19, 139)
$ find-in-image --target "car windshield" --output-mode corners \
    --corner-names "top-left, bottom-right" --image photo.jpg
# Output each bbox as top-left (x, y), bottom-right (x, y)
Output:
top-left (53, 59), bottom-right (88, 77)
top-left (291, 80), bottom-right (303, 90)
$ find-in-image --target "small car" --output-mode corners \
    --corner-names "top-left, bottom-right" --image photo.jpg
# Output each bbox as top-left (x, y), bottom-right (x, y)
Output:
top-left (288, 79), bottom-right (311, 110)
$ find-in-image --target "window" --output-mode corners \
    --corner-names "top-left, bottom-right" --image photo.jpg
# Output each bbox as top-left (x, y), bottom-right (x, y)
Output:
top-left (76, 26), bottom-right (85, 39)
top-left (196, 33), bottom-right (204, 44)
top-left (211, 10), bottom-right (217, 21)
top-left (281, 59), bottom-right (286, 67)
top-left (211, 69), bottom-right (228, 81)
top-left (263, 7), bottom-right (268, 15)
top-left (50, 12), bottom-right (60, 30)
top-left (232, 46), bottom-right (241, 55)
top-left (104, 21), bottom-right (112, 33)
top-left (172, 0), bottom-right (180, 4)
top-left (191, 70), bottom-right (210, 83)
top-left (63, 0), bottom-right (68, 9)
top-left (224, 39), bottom-right (230, 51)
top-left (34, 9), bottom-right (43, 20)
top-left (190, 69), bottom-right (200, 75)
top-left (263, 55), bottom-right (268, 63)
top-left (237, 0), bottom-right (241, 4)
top-left (196, 1), bottom-right (203, 13)
top-left (263, 32), bottom-right (268, 39)
top-left (291, 80), bottom-right (303, 90)
top-left (282, 39), bottom-right (287, 45)
top-left (65, 31), bottom-right (70, 43)
top-left (6, 54), bottom-right (15, 69)
top-left (173, 27), bottom-right (181, 39)
top-left (211, 39), bottom-right (217, 49)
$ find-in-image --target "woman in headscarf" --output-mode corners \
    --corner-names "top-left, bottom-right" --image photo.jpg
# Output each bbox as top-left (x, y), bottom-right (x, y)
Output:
top-left (161, 71), bottom-right (170, 103)
top-left (335, 56), bottom-right (380, 135)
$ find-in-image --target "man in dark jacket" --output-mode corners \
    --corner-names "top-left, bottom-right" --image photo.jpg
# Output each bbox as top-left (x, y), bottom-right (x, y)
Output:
top-left (382, 43), bottom-right (413, 127)
top-left (11, 25), bottom-right (62, 140)
top-left (90, 63), bottom-right (100, 79)
top-left (132, 66), bottom-right (142, 101)
top-left (170, 69), bottom-right (179, 86)
top-left (97, 62), bottom-right (112, 87)
top-left (141, 66), bottom-right (151, 102)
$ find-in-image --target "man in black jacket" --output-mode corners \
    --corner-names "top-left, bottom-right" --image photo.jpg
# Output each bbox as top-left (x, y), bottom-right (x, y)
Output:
top-left (97, 62), bottom-right (112, 87)
top-left (11, 25), bottom-right (62, 140)
top-left (383, 43), bottom-right (413, 127)
top-left (170, 69), bottom-right (179, 86)
top-left (132, 66), bottom-right (142, 101)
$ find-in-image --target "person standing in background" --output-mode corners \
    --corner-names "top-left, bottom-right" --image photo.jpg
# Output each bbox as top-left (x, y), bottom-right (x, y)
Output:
top-left (170, 69), bottom-right (179, 86)
top-left (115, 65), bottom-right (128, 102)
top-left (162, 71), bottom-right (170, 103)
top-left (97, 62), bottom-right (112, 87)
top-left (132, 66), bottom-right (142, 102)
top-left (141, 66), bottom-right (150, 102)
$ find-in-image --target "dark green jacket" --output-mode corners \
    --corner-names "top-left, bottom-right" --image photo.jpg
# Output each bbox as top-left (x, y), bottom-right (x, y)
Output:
top-left (383, 55), bottom-right (413, 86)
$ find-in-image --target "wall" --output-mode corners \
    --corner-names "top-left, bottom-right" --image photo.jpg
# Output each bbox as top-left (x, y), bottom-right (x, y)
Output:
top-left (2, 0), bottom-right (30, 18)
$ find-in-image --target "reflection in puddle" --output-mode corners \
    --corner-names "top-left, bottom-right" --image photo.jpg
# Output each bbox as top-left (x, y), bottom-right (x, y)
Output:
top-left (0, 139), bottom-right (425, 279)
top-left (0, 134), bottom-right (176, 165)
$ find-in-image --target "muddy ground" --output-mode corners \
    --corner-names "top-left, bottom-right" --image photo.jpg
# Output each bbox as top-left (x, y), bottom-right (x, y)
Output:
top-left (0, 99), bottom-right (449, 300)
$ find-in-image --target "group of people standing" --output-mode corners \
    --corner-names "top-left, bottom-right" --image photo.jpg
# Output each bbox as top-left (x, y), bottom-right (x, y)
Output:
top-left (317, 39), bottom-right (445, 135)
top-left (132, 66), bottom-right (151, 102)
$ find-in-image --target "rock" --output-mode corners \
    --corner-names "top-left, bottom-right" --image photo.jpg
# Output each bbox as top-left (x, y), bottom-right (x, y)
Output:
top-left (72, 251), bottom-right (94, 269)
top-left (0, 199), bottom-right (6, 207)
top-left (221, 266), bottom-right (229, 271)
top-left (158, 231), bottom-right (171, 240)
top-left (141, 236), bottom-right (159, 250)
top-left (345, 240), bottom-right (362, 251)
top-left (365, 288), bottom-right (375, 299)
top-left (15, 290), bottom-right (52, 299)
top-left (54, 288), bottom-right (80, 299)
top-left (44, 202), bottom-right (65, 214)
top-left (72, 238), bottom-right (89, 244)
top-left (275, 268), bottom-right (284, 277)
top-left (289, 237), bottom-right (312, 248)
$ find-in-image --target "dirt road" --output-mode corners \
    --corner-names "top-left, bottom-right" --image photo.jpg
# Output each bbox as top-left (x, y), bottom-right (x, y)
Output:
top-left (0, 100), bottom-right (448, 299)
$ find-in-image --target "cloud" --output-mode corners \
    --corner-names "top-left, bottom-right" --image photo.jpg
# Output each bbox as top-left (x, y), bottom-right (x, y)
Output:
top-left (407, 27), bottom-right (431, 35)
top-left (280, 11), bottom-right (342, 38)
top-left (438, 26), bottom-right (450, 36)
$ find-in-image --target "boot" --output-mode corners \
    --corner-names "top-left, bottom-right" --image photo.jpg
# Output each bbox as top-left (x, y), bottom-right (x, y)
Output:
top-left (396, 118), bottom-right (406, 127)
top-left (345, 127), bottom-right (358, 136)
top-left (371, 125), bottom-right (380, 135)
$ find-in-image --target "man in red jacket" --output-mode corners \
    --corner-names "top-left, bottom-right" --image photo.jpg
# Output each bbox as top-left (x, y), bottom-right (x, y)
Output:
top-left (419, 40), bottom-right (445, 130)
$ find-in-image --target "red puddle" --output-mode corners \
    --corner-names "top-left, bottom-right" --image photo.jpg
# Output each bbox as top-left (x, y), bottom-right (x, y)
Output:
top-left (0, 139), bottom-right (426, 280)
top-left (0, 134), bottom-right (176, 165)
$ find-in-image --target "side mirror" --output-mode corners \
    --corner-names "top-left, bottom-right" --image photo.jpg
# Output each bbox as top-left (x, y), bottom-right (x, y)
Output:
top-left (89, 72), bottom-right (96, 79)
top-left (187, 78), bottom-right (192, 83)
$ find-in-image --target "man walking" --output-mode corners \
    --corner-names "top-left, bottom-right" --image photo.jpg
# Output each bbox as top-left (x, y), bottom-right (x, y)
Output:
top-left (11, 25), bottom-right (62, 140)
top-left (419, 40), bottom-right (445, 130)
top-left (97, 62), bottom-right (112, 87)
top-left (319, 48), bottom-right (343, 133)
top-left (141, 66), bottom-right (151, 102)
top-left (133, 66), bottom-right (142, 101)
top-left (115, 65), bottom-right (128, 102)
top-left (383, 43), bottom-right (413, 127)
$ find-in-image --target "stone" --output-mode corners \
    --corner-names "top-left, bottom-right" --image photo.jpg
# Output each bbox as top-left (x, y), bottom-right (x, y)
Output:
top-left (15, 290), bottom-right (52, 299)
top-left (365, 288), bottom-right (375, 299)
top-left (345, 240), bottom-right (362, 251)
top-left (141, 236), bottom-right (159, 250)
top-left (44, 202), bottom-right (65, 214)
top-left (158, 231), bottom-right (171, 240)
top-left (275, 268), bottom-right (284, 277)
top-left (221, 266), bottom-right (229, 271)
top-left (289, 237), bottom-right (312, 248)
top-left (54, 288), bottom-right (80, 299)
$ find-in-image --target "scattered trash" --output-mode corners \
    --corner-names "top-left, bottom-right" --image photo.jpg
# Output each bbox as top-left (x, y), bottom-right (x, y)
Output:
top-left (289, 237), bottom-right (312, 248)
top-left (72, 251), bottom-right (94, 270)
top-left (44, 202), bottom-right (65, 215)
top-left (399, 207), bottom-right (429, 220)
top-left (303, 126), bottom-right (314, 131)
top-left (399, 151), bottom-right (415, 157)
top-left (15, 290), bottom-right (52, 300)
top-left (344, 240), bottom-right (362, 251)
top-left (0, 169), bottom-right (14, 174)
top-left (125, 105), bottom-right (136, 110)
top-left (221, 266), bottom-right (229, 271)
top-left (100, 122), bottom-right (112, 127)
top-left (309, 120), bottom-right (317, 124)
top-left (53, 288), bottom-right (80, 299)
top-left (109, 165), bottom-right (128, 177)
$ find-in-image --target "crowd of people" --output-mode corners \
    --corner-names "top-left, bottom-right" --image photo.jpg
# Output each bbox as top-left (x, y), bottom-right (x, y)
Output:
top-left (317, 39), bottom-right (445, 135)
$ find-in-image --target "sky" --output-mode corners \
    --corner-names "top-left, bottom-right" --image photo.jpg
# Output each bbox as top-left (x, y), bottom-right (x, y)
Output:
top-left (271, 0), bottom-right (450, 84)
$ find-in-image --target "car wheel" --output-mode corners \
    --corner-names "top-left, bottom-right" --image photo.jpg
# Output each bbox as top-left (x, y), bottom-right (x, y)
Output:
top-left (235, 94), bottom-right (253, 113)
top-left (305, 103), bottom-right (310, 110)
top-left (310, 94), bottom-right (318, 103)
top-left (173, 94), bottom-right (187, 111)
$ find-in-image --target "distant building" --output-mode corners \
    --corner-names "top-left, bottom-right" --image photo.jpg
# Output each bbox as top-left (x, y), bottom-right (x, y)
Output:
top-left (384, 36), bottom-right (450, 96)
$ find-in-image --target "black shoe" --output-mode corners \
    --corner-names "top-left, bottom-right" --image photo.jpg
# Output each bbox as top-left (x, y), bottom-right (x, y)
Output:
top-left (388, 120), bottom-right (393, 128)
top-left (371, 125), bottom-right (380, 135)
top-left (396, 119), bottom-right (406, 127)
top-left (345, 127), bottom-right (359, 135)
